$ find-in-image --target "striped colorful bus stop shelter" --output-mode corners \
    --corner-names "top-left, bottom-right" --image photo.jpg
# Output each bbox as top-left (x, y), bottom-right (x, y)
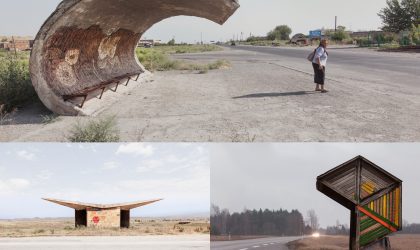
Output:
top-left (317, 156), bottom-right (402, 250)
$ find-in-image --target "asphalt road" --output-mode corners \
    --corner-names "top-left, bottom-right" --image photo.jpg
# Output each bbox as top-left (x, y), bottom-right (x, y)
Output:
top-left (211, 237), bottom-right (303, 250)
top-left (226, 45), bottom-right (420, 88)
top-left (0, 235), bottom-right (209, 250)
top-left (2, 45), bottom-right (420, 142)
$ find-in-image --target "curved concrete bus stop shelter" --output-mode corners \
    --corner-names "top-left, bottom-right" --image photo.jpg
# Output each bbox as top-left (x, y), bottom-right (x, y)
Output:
top-left (43, 198), bottom-right (163, 228)
top-left (29, 0), bottom-right (240, 116)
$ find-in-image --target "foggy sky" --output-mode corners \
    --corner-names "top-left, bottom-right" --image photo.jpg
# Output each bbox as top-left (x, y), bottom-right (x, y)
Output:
top-left (0, 0), bottom-right (387, 43)
top-left (0, 143), bottom-right (209, 219)
top-left (211, 144), bottom-right (420, 228)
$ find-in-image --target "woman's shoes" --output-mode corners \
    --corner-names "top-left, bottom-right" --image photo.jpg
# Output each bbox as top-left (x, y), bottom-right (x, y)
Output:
top-left (315, 88), bottom-right (321, 92)
top-left (321, 89), bottom-right (329, 93)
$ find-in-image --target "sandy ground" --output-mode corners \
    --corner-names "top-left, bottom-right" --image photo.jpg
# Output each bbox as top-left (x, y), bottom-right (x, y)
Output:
top-left (0, 218), bottom-right (209, 237)
top-left (287, 234), bottom-right (420, 250)
top-left (1, 47), bottom-right (419, 142)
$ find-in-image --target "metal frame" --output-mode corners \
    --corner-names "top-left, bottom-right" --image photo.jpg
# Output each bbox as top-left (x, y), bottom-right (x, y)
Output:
top-left (62, 72), bottom-right (142, 108)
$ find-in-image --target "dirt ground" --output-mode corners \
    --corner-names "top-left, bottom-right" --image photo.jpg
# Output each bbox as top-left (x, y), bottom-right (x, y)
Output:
top-left (0, 218), bottom-right (209, 237)
top-left (211, 235), bottom-right (270, 241)
top-left (287, 235), bottom-right (420, 250)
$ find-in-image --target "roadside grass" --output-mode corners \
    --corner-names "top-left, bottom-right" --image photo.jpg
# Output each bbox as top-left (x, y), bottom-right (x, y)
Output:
top-left (242, 39), bottom-right (289, 47)
top-left (152, 44), bottom-right (222, 54)
top-left (67, 116), bottom-right (120, 142)
top-left (136, 45), bottom-right (230, 72)
top-left (0, 50), bottom-right (37, 112)
top-left (41, 114), bottom-right (61, 124)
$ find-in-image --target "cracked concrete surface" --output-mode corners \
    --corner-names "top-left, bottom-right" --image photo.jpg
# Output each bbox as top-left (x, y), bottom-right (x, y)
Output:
top-left (2, 47), bottom-right (420, 142)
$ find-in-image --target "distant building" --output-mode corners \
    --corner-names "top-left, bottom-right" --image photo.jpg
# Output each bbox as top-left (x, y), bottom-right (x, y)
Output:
top-left (0, 39), bottom-right (34, 51)
top-left (350, 31), bottom-right (385, 39)
top-left (138, 39), bottom-right (162, 47)
top-left (43, 198), bottom-right (162, 228)
top-left (0, 42), bottom-right (8, 49)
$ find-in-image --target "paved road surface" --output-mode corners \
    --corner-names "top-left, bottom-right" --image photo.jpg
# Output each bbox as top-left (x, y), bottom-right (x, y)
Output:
top-left (226, 45), bottom-right (420, 88)
top-left (2, 46), bottom-right (419, 142)
top-left (0, 235), bottom-right (209, 250)
top-left (211, 237), bottom-right (303, 250)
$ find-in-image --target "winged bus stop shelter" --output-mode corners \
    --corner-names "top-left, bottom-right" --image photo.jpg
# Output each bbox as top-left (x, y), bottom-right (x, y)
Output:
top-left (43, 198), bottom-right (162, 228)
top-left (317, 156), bottom-right (402, 250)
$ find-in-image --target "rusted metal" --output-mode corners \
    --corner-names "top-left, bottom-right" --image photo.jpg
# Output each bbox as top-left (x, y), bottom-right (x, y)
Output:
top-left (317, 156), bottom-right (402, 250)
top-left (30, 0), bottom-right (240, 115)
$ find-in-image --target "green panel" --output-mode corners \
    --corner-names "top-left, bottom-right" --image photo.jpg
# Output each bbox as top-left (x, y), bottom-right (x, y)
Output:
top-left (360, 226), bottom-right (391, 246)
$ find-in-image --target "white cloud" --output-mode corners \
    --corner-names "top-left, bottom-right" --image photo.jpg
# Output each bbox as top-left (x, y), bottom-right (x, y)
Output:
top-left (36, 170), bottom-right (53, 180)
top-left (0, 178), bottom-right (31, 194)
top-left (116, 143), bottom-right (155, 157)
top-left (103, 161), bottom-right (119, 170)
top-left (16, 150), bottom-right (35, 161)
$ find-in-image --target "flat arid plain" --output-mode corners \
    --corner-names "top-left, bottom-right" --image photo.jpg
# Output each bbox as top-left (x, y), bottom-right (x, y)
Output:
top-left (0, 218), bottom-right (209, 249)
top-left (1, 45), bottom-right (419, 142)
top-left (0, 217), bottom-right (209, 237)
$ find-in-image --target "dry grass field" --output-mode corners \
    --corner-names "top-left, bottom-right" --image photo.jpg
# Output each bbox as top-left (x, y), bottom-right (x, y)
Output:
top-left (211, 235), bottom-right (270, 241)
top-left (0, 218), bottom-right (210, 237)
top-left (287, 234), bottom-right (420, 250)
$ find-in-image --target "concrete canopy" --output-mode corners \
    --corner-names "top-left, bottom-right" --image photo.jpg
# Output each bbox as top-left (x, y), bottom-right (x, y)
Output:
top-left (43, 198), bottom-right (163, 210)
top-left (30, 0), bottom-right (240, 115)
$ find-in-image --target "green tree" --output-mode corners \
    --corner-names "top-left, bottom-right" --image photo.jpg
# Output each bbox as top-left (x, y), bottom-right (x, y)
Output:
top-left (267, 25), bottom-right (292, 40)
top-left (378, 0), bottom-right (420, 32)
top-left (411, 24), bottom-right (420, 44)
top-left (167, 38), bottom-right (176, 46)
top-left (331, 26), bottom-right (350, 41)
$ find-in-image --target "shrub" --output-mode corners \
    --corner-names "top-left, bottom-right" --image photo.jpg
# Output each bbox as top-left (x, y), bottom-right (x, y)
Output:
top-left (33, 229), bottom-right (45, 234)
top-left (0, 55), bottom-right (37, 112)
top-left (68, 116), bottom-right (120, 142)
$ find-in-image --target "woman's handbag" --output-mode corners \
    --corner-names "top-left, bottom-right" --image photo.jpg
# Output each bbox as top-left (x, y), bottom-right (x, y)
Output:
top-left (307, 49), bottom-right (316, 62)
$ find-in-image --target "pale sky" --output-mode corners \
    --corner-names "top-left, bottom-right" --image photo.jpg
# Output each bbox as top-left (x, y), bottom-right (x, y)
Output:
top-left (0, 0), bottom-right (387, 43)
top-left (211, 143), bottom-right (420, 228)
top-left (0, 143), bottom-right (209, 219)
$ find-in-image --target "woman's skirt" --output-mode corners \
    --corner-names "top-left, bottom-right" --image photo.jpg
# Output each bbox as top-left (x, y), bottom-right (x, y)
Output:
top-left (312, 63), bottom-right (325, 85)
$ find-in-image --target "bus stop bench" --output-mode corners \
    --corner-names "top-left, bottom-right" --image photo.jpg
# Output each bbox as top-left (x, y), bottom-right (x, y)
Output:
top-left (63, 72), bottom-right (142, 108)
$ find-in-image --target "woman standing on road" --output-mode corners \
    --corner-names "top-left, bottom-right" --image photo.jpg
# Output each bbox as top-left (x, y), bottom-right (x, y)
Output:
top-left (312, 39), bottom-right (329, 93)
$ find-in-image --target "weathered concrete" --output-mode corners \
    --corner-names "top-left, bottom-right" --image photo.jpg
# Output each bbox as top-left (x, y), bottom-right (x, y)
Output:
top-left (30, 0), bottom-right (239, 115)
top-left (43, 198), bottom-right (162, 228)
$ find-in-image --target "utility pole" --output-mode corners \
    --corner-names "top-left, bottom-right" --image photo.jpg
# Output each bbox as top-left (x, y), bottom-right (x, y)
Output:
top-left (201, 32), bottom-right (203, 45)
top-left (11, 36), bottom-right (18, 58)
top-left (335, 16), bottom-right (338, 32)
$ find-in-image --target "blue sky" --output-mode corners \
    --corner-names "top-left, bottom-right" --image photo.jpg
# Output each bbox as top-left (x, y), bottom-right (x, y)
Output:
top-left (0, 0), bottom-right (388, 43)
top-left (0, 143), bottom-right (209, 219)
top-left (211, 143), bottom-right (420, 227)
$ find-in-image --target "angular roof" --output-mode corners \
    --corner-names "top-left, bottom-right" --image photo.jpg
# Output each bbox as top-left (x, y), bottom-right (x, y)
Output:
top-left (43, 198), bottom-right (163, 211)
top-left (317, 155), bottom-right (402, 209)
